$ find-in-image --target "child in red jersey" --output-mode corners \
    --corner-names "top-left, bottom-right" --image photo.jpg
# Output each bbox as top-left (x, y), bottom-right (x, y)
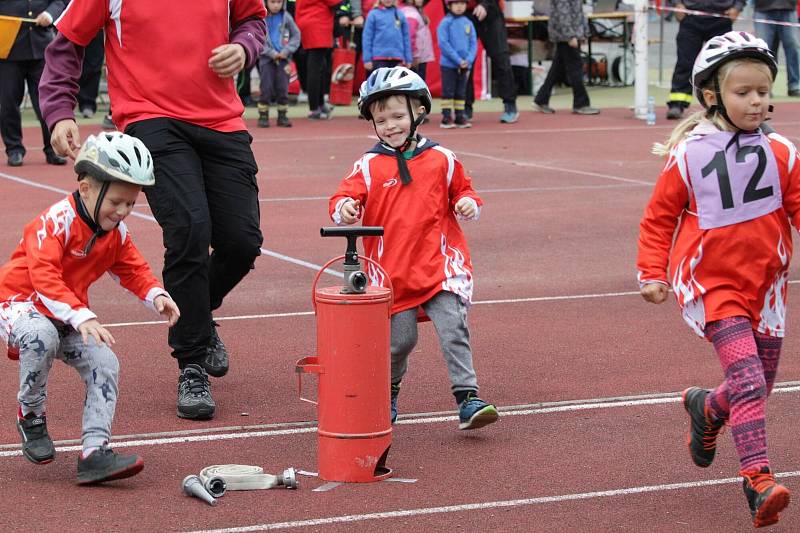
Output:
top-left (328, 67), bottom-right (498, 430)
top-left (637, 31), bottom-right (795, 528)
top-left (0, 132), bottom-right (179, 484)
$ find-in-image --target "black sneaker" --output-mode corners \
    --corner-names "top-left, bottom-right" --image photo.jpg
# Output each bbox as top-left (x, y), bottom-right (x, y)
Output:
top-left (202, 321), bottom-right (229, 378)
top-left (390, 383), bottom-right (401, 424)
top-left (666, 106), bottom-right (684, 120)
top-left (16, 413), bottom-right (55, 464)
top-left (76, 445), bottom-right (144, 484)
top-left (682, 387), bottom-right (724, 468)
top-left (177, 364), bottom-right (216, 419)
top-left (741, 466), bottom-right (791, 528)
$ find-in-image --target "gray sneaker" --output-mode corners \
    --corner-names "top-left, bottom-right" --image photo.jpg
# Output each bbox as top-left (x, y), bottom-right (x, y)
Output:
top-left (76, 445), bottom-right (143, 484)
top-left (177, 364), bottom-right (216, 420)
top-left (17, 413), bottom-right (55, 464)
top-left (572, 106), bottom-right (600, 115)
top-left (202, 321), bottom-right (229, 378)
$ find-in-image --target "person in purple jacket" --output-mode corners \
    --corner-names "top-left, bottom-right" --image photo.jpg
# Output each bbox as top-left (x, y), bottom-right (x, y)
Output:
top-left (363, 0), bottom-right (412, 71)
top-left (437, 0), bottom-right (477, 128)
top-left (38, 0), bottom-right (268, 420)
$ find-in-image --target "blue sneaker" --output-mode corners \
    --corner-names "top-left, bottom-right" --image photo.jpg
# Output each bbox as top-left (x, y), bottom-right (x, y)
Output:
top-left (390, 383), bottom-right (401, 424)
top-left (499, 102), bottom-right (519, 124)
top-left (458, 394), bottom-right (499, 430)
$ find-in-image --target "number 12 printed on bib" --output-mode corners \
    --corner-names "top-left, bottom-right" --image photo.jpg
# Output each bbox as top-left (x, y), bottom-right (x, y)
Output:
top-left (686, 131), bottom-right (782, 230)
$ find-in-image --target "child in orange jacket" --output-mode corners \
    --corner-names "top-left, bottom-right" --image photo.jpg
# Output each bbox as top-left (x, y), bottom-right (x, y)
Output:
top-left (328, 67), bottom-right (498, 430)
top-left (637, 31), bottom-right (793, 528)
top-left (0, 132), bottom-right (179, 484)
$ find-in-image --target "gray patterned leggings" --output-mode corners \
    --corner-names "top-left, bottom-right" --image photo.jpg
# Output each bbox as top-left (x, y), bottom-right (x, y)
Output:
top-left (10, 310), bottom-right (119, 450)
top-left (390, 290), bottom-right (478, 393)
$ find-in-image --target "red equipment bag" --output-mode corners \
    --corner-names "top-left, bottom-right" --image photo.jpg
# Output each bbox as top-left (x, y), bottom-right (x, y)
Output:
top-left (329, 35), bottom-right (357, 106)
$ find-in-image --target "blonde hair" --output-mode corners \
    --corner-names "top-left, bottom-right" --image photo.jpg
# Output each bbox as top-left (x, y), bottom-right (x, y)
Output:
top-left (652, 58), bottom-right (774, 157)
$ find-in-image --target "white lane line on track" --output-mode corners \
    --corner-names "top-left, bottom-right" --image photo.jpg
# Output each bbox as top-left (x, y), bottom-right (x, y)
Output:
top-left (255, 183), bottom-right (647, 203)
top-left (97, 282), bottom-right (800, 327)
top-left (100, 290), bottom-right (645, 328)
top-left (0, 171), bottom-right (341, 277)
top-left (188, 471), bottom-right (800, 532)
top-left (2, 382), bottom-right (799, 456)
top-left (457, 150), bottom-right (653, 185)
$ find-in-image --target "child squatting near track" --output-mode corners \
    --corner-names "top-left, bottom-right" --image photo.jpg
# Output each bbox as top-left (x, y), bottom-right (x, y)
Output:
top-left (637, 31), bottom-right (793, 528)
top-left (0, 132), bottom-right (180, 484)
top-left (328, 66), bottom-right (499, 430)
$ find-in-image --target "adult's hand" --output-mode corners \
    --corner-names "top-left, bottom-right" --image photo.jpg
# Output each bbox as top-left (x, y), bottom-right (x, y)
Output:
top-left (51, 119), bottom-right (81, 159)
top-left (35, 12), bottom-right (53, 27)
top-left (473, 4), bottom-right (487, 21)
top-left (209, 43), bottom-right (246, 78)
top-left (726, 7), bottom-right (740, 21)
top-left (568, 37), bottom-right (579, 48)
top-left (352, 15), bottom-right (364, 27)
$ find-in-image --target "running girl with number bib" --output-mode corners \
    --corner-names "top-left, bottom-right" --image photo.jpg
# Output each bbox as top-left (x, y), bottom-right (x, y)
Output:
top-left (637, 31), bottom-right (794, 528)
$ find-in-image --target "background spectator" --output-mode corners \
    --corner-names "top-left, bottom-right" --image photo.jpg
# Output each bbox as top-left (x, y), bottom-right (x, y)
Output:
top-left (532, 0), bottom-right (599, 115)
top-left (753, 0), bottom-right (800, 96)
top-left (296, 0), bottom-right (341, 118)
top-left (401, 0), bottom-right (435, 80)
top-left (0, 0), bottom-right (66, 167)
top-left (363, 0), bottom-right (412, 71)
top-left (665, 0), bottom-right (743, 119)
top-left (259, 0), bottom-right (301, 127)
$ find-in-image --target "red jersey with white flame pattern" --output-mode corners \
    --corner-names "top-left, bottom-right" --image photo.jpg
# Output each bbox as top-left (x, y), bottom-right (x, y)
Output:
top-left (329, 140), bottom-right (483, 314)
top-left (0, 194), bottom-right (165, 339)
top-left (637, 123), bottom-right (800, 338)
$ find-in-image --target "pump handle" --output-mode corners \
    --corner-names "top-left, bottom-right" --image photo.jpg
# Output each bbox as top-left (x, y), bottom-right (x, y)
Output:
top-left (320, 226), bottom-right (384, 238)
top-left (320, 226), bottom-right (384, 267)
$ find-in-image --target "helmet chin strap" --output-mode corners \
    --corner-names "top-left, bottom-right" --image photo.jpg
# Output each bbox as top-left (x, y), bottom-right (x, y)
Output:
top-left (371, 95), bottom-right (429, 185)
top-left (80, 180), bottom-right (112, 255)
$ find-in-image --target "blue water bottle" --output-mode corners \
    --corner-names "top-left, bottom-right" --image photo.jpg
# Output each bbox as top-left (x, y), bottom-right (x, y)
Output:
top-left (646, 96), bottom-right (656, 126)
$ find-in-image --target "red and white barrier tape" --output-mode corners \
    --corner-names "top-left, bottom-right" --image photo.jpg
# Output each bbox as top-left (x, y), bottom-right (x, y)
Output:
top-left (652, 4), bottom-right (800, 28)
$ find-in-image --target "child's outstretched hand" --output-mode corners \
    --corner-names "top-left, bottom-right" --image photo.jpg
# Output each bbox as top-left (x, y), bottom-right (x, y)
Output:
top-left (455, 197), bottom-right (477, 219)
top-left (78, 319), bottom-right (116, 347)
top-left (340, 199), bottom-right (361, 224)
top-left (640, 283), bottom-right (669, 304)
top-left (154, 295), bottom-right (181, 326)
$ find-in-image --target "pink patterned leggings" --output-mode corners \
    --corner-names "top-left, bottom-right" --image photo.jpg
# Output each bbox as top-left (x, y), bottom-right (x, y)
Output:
top-left (704, 317), bottom-right (781, 471)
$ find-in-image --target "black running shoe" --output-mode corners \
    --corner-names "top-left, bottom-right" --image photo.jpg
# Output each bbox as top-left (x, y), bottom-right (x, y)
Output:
top-left (741, 466), bottom-right (791, 528)
top-left (390, 383), bottom-right (401, 424)
top-left (682, 387), bottom-right (724, 468)
top-left (16, 413), bottom-right (55, 464)
top-left (202, 321), bottom-right (229, 378)
top-left (76, 446), bottom-right (143, 484)
top-left (177, 364), bottom-right (216, 420)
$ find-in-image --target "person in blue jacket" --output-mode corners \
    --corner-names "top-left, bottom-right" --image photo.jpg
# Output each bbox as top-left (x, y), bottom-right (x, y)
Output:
top-left (437, 0), bottom-right (477, 128)
top-left (363, 0), bottom-right (412, 71)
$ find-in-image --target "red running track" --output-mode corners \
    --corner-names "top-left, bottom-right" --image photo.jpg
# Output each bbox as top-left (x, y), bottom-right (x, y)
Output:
top-left (0, 107), bottom-right (799, 531)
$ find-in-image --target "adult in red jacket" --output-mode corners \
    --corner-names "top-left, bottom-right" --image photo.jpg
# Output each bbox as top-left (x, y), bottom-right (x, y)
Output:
top-left (296, 0), bottom-right (341, 117)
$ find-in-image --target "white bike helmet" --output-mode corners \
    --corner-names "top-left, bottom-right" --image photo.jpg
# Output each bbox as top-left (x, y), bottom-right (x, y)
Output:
top-left (75, 132), bottom-right (155, 186)
top-left (692, 31), bottom-right (777, 109)
top-left (358, 66), bottom-right (432, 120)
